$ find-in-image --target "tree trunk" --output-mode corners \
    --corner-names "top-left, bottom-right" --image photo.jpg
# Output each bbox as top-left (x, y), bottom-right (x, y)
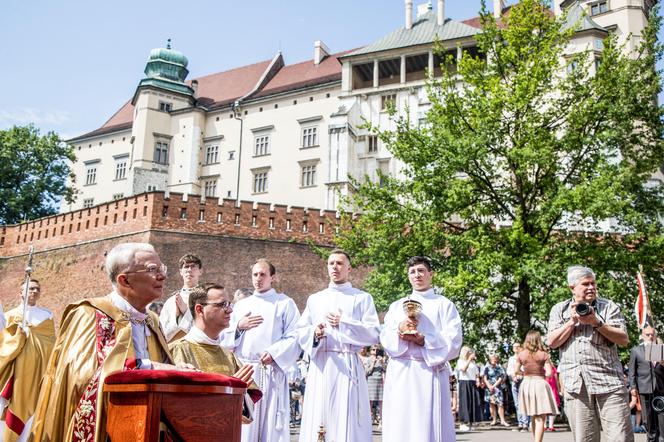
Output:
top-left (516, 279), bottom-right (531, 340)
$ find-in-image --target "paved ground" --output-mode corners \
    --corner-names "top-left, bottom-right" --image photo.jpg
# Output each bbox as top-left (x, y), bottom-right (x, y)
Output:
top-left (289, 424), bottom-right (649, 441)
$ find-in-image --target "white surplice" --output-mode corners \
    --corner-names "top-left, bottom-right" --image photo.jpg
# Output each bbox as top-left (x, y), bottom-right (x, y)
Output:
top-left (223, 288), bottom-right (301, 442)
top-left (380, 288), bottom-right (463, 442)
top-left (296, 282), bottom-right (380, 442)
top-left (159, 288), bottom-right (193, 342)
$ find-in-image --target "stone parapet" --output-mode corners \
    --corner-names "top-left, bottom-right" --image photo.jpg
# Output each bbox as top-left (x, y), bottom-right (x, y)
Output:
top-left (0, 192), bottom-right (341, 257)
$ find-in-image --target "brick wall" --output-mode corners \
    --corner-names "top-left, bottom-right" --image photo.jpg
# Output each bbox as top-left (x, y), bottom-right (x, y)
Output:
top-left (0, 191), bottom-right (341, 258)
top-left (0, 193), bottom-right (368, 327)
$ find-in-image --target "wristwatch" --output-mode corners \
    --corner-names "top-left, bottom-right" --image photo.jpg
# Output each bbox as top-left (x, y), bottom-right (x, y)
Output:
top-left (593, 318), bottom-right (605, 329)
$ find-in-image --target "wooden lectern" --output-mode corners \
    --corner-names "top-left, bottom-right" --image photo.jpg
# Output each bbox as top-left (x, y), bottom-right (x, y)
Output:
top-left (104, 370), bottom-right (248, 442)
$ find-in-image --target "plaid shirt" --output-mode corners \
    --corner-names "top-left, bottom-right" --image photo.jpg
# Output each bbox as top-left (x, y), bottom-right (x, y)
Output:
top-left (547, 297), bottom-right (627, 395)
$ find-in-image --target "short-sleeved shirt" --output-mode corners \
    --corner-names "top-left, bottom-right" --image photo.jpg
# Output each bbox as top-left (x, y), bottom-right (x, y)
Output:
top-left (547, 297), bottom-right (626, 395)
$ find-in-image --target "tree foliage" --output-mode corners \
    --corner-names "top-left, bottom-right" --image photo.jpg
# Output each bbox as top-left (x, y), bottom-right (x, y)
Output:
top-left (0, 125), bottom-right (77, 224)
top-left (335, 0), bottom-right (664, 355)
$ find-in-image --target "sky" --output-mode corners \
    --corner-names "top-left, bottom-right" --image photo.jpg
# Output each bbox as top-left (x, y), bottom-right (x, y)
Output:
top-left (0, 1), bottom-right (522, 140)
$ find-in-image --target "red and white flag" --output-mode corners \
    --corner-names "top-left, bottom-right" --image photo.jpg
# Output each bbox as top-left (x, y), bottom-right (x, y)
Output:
top-left (635, 271), bottom-right (651, 329)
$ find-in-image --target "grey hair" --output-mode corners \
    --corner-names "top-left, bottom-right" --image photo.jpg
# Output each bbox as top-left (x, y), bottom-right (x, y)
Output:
top-left (105, 243), bottom-right (156, 286)
top-left (567, 265), bottom-right (596, 286)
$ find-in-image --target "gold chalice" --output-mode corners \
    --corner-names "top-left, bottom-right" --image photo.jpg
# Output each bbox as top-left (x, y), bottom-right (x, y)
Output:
top-left (401, 299), bottom-right (422, 335)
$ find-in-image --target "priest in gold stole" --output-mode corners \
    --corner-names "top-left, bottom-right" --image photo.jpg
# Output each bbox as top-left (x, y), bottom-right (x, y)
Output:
top-left (169, 283), bottom-right (261, 418)
top-left (0, 279), bottom-right (55, 442)
top-left (31, 243), bottom-right (192, 442)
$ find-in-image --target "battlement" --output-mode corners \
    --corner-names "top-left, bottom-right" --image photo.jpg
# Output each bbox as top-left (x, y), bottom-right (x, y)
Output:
top-left (0, 192), bottom-right (342, 257)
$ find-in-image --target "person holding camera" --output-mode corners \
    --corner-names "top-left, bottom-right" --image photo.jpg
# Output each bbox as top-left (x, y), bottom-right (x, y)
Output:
top-left (628, 326), bottom-right (664, 442)
top-left (547, 265), bottom-right (632, 442)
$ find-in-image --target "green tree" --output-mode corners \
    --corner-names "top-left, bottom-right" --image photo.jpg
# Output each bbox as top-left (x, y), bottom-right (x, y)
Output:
top-left (336, 0), bottom-right (664, 352)
top-left (0, 125), bottom-right (77, 224)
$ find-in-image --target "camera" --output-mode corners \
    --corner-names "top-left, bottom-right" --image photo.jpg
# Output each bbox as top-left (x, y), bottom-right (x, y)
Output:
top-left (653, 396), bottom-right (664, 414)
top-left (576, 302), bottom-right (592, 316)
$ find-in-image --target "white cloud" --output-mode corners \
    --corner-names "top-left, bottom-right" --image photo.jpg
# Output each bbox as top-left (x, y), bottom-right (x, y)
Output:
top-left (0, 108), bottom-right (73, 130)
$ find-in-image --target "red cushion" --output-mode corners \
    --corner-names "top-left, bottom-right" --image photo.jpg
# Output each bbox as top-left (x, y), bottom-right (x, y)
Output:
top-left (104, 369), bottom-right (248, 388)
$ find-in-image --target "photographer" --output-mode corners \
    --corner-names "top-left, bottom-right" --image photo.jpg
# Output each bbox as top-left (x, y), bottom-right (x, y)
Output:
top-left (628, 326), bottom-right (664, 442)
top-left (547, 266), bottom-right (632, 442)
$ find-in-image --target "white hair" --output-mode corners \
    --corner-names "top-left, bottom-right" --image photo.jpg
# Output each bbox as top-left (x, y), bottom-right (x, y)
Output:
top-left (567, 265), bottom-right (596, 287)
top-left (105, 243), bottom-right (156, 286)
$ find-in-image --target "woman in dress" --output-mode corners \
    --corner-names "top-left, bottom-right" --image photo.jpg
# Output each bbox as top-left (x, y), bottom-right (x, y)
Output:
top-left (483, 353), bottom-right (509, 426)
top-left (364, 345), bottom-right (386, 426)
top-left (455, 346), bottom-right (483, 431)
top-left (514, 330), bottom-right (559, 442)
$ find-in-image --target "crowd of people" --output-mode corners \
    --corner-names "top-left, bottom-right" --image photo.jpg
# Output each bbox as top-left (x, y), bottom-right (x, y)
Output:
top-left (0, 243), bottom-right (662, 442)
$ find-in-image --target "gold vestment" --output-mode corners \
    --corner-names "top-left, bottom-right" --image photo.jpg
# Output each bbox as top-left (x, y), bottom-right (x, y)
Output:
top-left (30, 296), bottom-right (171, 442)
top-left (169, 338), bottom-right (261, 422)
top-left (170, 339), bottom-right (245, 374)
top-left (0, 307), bottom-right (55, 442)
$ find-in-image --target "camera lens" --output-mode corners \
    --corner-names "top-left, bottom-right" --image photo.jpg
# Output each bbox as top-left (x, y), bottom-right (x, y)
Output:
top-left (653, 396), bottom-right (664, 413)
top-left (576, 303), bottom-right (590, 316)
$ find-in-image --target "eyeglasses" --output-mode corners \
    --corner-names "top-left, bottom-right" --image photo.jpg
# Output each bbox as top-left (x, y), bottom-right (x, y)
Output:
top-left (124, 264), bottom-right (168, 277)
top-left (181, 264), bottom-right (200, 270)
top-left (202, 300), bottom-right (233, 311)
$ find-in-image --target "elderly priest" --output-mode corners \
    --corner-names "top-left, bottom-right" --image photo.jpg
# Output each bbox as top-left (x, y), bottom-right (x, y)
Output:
top-left (31, 243), bottom-right (191, 442)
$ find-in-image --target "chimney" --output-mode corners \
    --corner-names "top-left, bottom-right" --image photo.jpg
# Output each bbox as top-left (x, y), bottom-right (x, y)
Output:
top-left (494, 0), bottom-right (505, 18)
top-left (437, 0), bottom-right (444, 26)
top-left (314, 40), bottom-right (330, 65)
top-left (405, 0), bottom-right (413, 29)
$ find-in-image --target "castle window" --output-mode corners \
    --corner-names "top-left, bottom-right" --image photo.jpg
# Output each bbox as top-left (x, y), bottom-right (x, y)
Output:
top-left (381, 93), bottom-right (397, 110)
top-left (115, 158), bottom-right (127, 180)
top-left (368, 135), bottom-right (379, 153)
top-left (301, 164), bottom-right (317, 187)
top-left (83, 198), bottom-right (94, 208)
top-left (254, 135), bottom-right (270, 157)
top-left (589, 1), bottom-right (608, 16)
top-left (159, 101), bottom-right (173, 112)
top-left (228, 150), bottom-right (235, 160)
top-left (253, 170), bottom-right (268, 193)
top-left (204, 179), bottom-right (217, 197)
top-left (154, 141), bottom-right (169, 165)
top-left (205, 145), bottom-right (219, 164)
top-left (302, 126), bottom-right (318, 148)
top-left (85, 166), bottom-right (97, 185)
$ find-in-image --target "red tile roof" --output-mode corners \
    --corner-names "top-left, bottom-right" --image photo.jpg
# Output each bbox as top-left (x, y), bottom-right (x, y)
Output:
top-left (253, 50), bottom-right (353, 98)
top-left (192, 58), bottom-right (273, 108)
top-left (71, 53), bottom-right (348, 141)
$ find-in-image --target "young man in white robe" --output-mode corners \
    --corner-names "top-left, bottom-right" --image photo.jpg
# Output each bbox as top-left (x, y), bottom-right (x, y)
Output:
top-left (159, 253), bottom-right (203, 342)
top-left (380, 256), bottom-right (463, 442)
top-left (296, 249), bottom-right (380, 442)
top-left (224, 259), bottom-right (301, 442)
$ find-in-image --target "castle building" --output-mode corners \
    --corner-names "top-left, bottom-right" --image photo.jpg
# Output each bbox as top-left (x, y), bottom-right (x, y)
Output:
top-left (65, 0), bottom-right (656, 213)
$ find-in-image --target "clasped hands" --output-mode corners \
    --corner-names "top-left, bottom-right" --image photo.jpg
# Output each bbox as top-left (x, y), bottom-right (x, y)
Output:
top-left (314, 310), bottom-right (342, 339)
top-left (398, 317), bottom-right (425, 346)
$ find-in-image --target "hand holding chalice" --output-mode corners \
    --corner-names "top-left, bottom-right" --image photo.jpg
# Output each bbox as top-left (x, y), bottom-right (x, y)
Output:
top-left (399, 298), bottom-right (422, 336)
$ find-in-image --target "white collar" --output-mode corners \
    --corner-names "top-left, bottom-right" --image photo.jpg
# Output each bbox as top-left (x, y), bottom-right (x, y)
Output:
top-left (411, 288), bottom-right (435, 298)
top-left (110, 290), bottom-right (148, 322)
top-left (254, 288), bottom-right (276, 298)
top-left (328, 281), bottom-right (353, 291)
top-left (184, 324), bottom-right (222, 345)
